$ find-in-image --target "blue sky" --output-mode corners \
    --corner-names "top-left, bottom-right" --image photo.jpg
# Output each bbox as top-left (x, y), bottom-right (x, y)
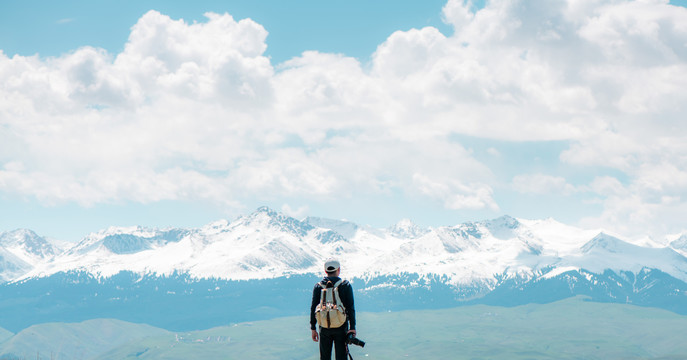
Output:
top-left (1, 0), bottom-right (687, 242)
top-left (0, 0), bottom-right (453, 64)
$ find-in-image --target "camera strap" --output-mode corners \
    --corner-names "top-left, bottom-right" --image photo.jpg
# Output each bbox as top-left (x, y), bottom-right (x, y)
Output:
top-left (346, 343), bottom-right (354, 360)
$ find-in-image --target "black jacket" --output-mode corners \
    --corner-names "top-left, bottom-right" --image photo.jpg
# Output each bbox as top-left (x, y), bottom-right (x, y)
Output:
top-left (310, 276), bottom-right (356, 330)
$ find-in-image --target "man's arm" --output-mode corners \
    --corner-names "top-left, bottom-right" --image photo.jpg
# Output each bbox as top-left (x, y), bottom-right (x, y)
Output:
top-left (343, 282), bottom-right (356, 331)
top-left (310, 284), bottom-right (321, 330)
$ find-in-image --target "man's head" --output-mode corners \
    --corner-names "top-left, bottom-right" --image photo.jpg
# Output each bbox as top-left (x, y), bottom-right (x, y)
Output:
top-left (324, 258), bottom-right (340, 276)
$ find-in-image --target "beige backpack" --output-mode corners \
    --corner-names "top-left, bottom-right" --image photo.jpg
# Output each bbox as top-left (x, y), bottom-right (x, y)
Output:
top-left (315, 279), bottom-right (347, 328)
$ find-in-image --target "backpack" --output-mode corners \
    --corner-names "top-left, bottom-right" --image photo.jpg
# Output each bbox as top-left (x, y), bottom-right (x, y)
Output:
top-left (314, 279), bottom-right (347, 328)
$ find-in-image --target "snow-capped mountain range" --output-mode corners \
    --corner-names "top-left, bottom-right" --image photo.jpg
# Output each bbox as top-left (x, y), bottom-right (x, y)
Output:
top-left (3, 206), bottom-right (687, 333)
top-left (4, 206), bottom-right (687, 286)
top-left (0, 229), bottom-right (69, 282)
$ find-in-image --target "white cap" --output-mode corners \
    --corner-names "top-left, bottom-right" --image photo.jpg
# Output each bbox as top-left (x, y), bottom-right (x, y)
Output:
top-left (324, 258), bottom-right (340, 273)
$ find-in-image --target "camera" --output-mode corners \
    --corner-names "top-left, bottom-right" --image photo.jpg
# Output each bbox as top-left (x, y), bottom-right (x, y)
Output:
top-left (346, 333), bottom-right (365, 348)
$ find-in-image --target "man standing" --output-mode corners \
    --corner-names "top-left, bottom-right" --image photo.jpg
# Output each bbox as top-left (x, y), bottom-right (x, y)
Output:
top-left (310, 258), bottom-right (357, 360)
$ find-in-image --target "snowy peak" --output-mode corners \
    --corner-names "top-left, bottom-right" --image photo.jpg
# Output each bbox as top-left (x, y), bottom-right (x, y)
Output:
top-left (101, 230), bottom-right (187, 255)
top-left (670, 234), bottom-right (687, 253)
top-left (201, 219), bottom-right (231, 235)
top-left (0, 229), bottom-right (67, 282)
top-left (70, 227), bottom-right (190, 256)
top-left (436, 215), bottom-right (529, 252)
top-left (237, 206), bottom-right (314, 237)
top-left (437, 217), bottom-right (521, 247)
top-left (0, 229), bottom-right (66, 264)
top-left (304, 217), bottom-right (359, 240)
top-left (0, 229), bottom-right (60, 259)
top-left (439, 215), bottom-right (523, 244)
top-left (581, 232), bottom-right (626, 254)
top-left (559, 232), bottom-right (687, 282)
top-left (434, 225), bottom-right (481, 253)
top-left (0, 248), bottom-right (31, 282)
top-left (480, 215), bottom-right (522, 240)
top-left (388, 219), bottom-right (428, 239)
top-left (578, 232), bottom-right (665, 256)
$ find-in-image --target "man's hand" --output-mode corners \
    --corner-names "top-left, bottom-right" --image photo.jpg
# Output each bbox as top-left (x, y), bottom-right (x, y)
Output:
top-left (311, 329), bottom-right (319, 342)
top-left (347, 329), bottom-right (357, 337)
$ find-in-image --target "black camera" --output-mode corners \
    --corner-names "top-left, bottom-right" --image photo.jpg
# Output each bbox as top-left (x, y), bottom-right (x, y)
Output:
top-left (346, 333), bottom-right (365, 348)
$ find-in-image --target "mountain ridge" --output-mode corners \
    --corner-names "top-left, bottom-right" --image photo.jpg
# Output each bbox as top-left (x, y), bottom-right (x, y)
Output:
top-left (4, 207), bottom-right (687, 286)
top-left (2, 207), bottom-right (687, 335)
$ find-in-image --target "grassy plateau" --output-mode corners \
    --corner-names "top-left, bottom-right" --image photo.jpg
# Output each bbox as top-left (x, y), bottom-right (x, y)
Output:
top-left (3, 296), bottom-right (687, 360)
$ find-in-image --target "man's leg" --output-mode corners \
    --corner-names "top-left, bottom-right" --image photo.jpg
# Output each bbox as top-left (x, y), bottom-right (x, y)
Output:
top-left (332, 326), bottom-right (348, 360)
top-left (319, 328), bottom-right (334, 360)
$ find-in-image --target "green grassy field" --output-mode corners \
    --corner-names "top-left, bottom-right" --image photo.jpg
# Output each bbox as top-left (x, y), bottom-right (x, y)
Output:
top-left (4, 296), bottom-right (687, 360)
top-left (0, 319), bottom-right (169, 360)
top-left (94, 297), bottom-right (687, 360)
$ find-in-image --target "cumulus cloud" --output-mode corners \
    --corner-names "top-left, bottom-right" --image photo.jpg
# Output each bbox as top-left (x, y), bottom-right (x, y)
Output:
top-left (413, 173), bottom-right (498, 211)
top-left (589, 176), bottom-right (628, 197)
top-left (1, 1), bottom-right (687, 236)
top-left (512, 174), bottom-right (578, 195)
top-left (281, 204), bottom-right (310, 219)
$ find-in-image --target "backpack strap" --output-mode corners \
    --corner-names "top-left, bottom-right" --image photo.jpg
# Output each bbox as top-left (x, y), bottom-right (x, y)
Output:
top-left (332, 280), bottom-right (345, 308)
top-left (320, 287), bottom-right (327, 307)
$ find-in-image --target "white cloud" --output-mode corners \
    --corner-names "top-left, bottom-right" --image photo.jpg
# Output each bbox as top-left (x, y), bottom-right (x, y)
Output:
top-left (580, 189), bottom-right (687, 239)
top-left (281, 204), bottom-right (310, 219)
top-left (486, 147), bottom-right (501, 157)
top-left (589, 176), bottom-right (628, 197)
top-left (1, 1), bottom-right (687, 236)
top-left (441, 0), bottom-right (474, 30)
top-left (559, 130), bottom-right (642, 171)
top-left (413, 173), bottom-right (498, 211)
top-left (512, 174), bottom-right (578, 195)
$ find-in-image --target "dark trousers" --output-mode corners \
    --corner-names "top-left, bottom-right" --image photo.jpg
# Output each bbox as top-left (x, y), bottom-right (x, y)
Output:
top-left (319, 325), bottom-right (348, 360)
